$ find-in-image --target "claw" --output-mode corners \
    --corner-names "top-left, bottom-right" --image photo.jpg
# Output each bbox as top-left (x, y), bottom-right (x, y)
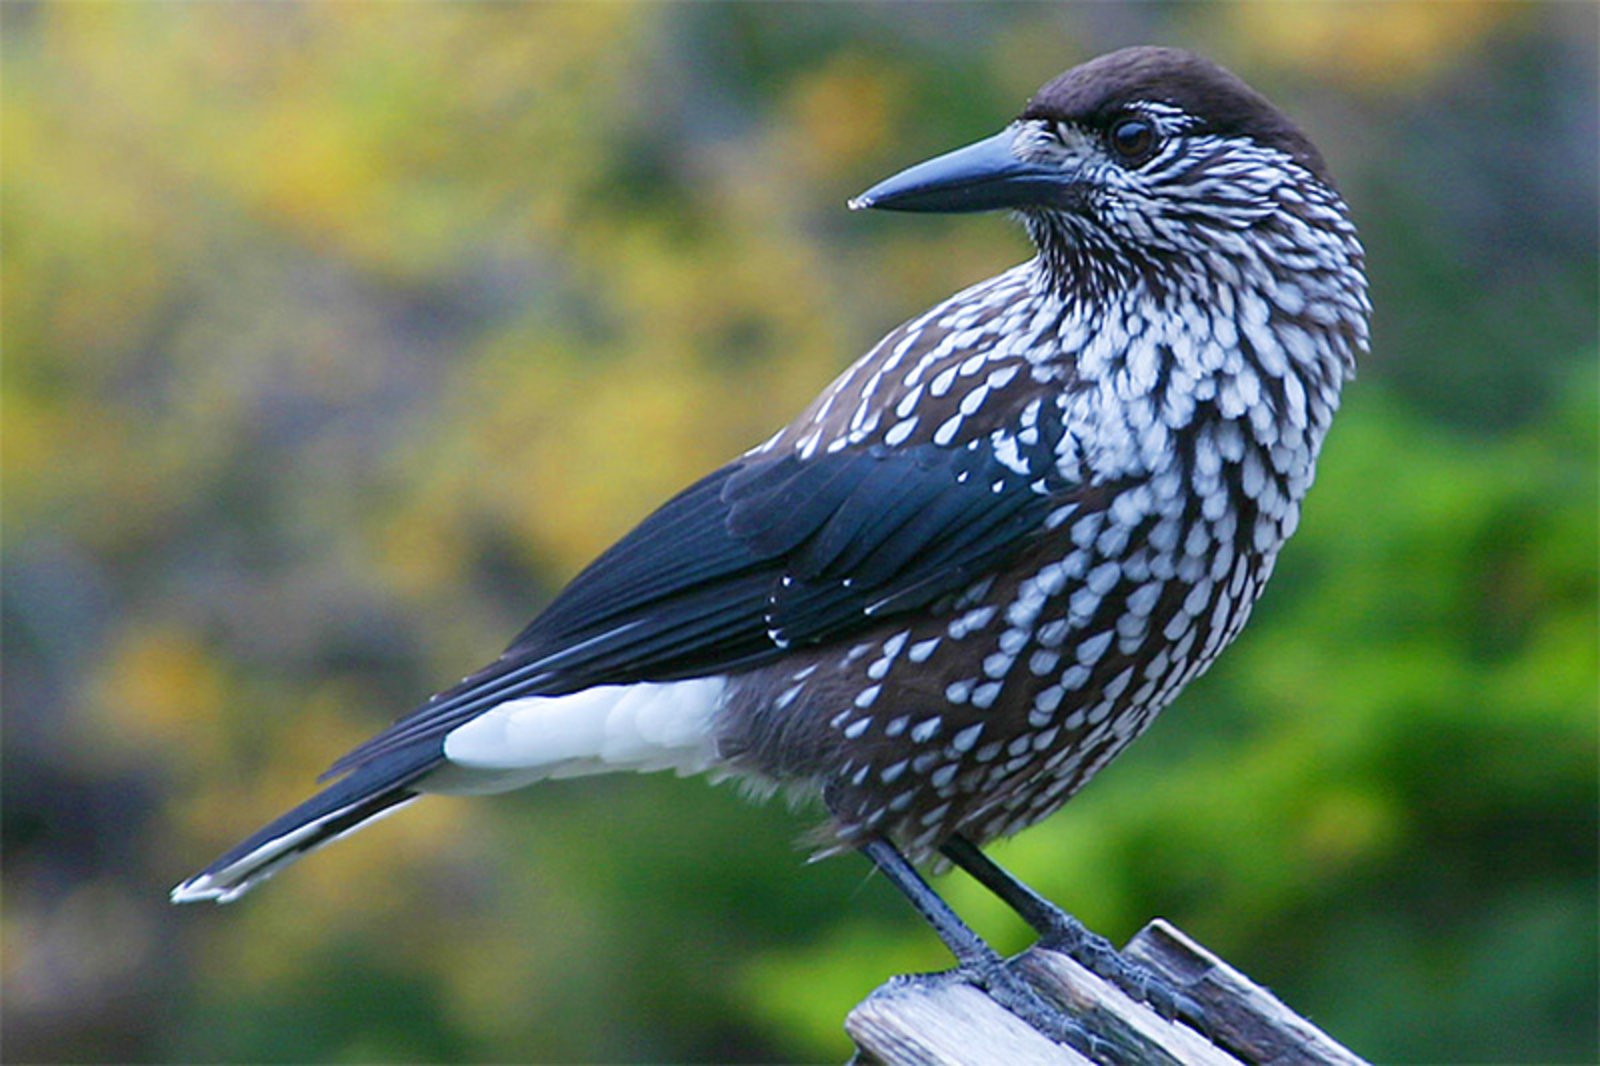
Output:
top-left (959, 957), bottom-right (1121, 1063)
top-left (1116, 963), bottom-right (1212, 1037)
top-left (1038, 919), bottom-right (1212, 1037)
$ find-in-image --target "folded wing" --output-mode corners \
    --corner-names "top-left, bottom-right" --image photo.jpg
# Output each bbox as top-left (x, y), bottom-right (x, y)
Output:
top-left (326, 440), bottom-right (1075, 778)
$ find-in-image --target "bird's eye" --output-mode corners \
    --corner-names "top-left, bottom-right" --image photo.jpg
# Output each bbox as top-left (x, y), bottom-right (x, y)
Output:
top-left (1108, 117), bottom-right (1158, 163)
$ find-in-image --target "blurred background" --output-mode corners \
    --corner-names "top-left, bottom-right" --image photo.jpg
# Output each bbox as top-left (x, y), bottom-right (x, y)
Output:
top-left (4, 3), bottom-right (1596, 1063)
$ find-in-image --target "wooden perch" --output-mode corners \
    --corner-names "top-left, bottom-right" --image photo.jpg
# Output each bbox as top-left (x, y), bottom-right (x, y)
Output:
top-left (846, 919), bottom-right (1367, 1066)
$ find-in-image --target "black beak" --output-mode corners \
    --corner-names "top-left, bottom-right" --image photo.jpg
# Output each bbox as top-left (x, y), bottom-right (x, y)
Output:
top-left (849, 126), bottom-right (1068, 214)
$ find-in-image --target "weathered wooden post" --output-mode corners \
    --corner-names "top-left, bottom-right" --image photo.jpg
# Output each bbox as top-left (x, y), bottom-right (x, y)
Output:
top-left (846, 919), bottom-right (1367, 1065)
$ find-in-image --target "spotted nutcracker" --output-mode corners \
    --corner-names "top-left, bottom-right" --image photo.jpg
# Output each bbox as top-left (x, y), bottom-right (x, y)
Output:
top-left (174, 46), bottom-right (1370, 1049)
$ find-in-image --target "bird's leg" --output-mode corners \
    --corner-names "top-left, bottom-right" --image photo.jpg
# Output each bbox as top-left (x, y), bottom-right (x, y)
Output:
top-left (939, 834), bottom-right (1210, 1035)
top-left (860, 837), bottom-right (1114, 1059)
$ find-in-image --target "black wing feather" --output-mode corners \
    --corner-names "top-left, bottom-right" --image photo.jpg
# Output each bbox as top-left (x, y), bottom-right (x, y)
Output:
top-left (328, 441), bottom-right (1074, 777)
top-left (726, 450), bottom-right (877, 553)
top-left (792, 454), bottom-right (933, 580)
top-left (516, 466), bottom-right (760, 640)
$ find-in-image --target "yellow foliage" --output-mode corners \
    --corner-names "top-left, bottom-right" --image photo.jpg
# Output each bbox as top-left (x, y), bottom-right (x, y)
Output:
top-left (1225, 1), bottom-right (1522, 91)
top-left (372, 493), bottom-right (475, 600)
top-left (780, 52), bottom-right (911, 183)
top-left (86, 624), bottom-right (231, 771)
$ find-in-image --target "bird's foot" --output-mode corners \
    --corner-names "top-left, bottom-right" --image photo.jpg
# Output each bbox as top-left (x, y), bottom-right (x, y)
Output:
top-left (1037, 912), bottom-right (1210, 1036)
top-left (894, 955), bottom-right (1120, 1063)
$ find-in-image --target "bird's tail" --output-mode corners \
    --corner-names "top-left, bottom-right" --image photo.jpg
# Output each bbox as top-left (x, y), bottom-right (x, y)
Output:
top-left (170, 744), bottom-right (442, 904)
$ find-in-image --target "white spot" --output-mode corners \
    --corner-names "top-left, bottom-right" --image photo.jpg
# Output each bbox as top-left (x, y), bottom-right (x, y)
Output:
top-left (1183, 580), bottom-right (1214, 619)
top-left (1211, 588), bottom-right (1236, 636)
top-left (1006, 588), bottom-right (1045, 630)
top-left (951, 723), bottom-right (984, 753)
top-left (895, 384), bottom-right (926, 419)
top-left (911, 717), bottom-right (942, 743)
top-left (908, 638), bottom-right (940, 663)
top-left (1096, 523), bottom-right (1131, 558)
top-left (884, 418), bottom-right (917, 446)
top-left (948, 605), bottom-right (997, 639)
top-left (1045, 504), bottom-right (1076, 530)
top-left (1110, 485), bottom-right (1151, 530)
top-left (844, 717), bottom-right (871, 739)
top-left (1075, 631), bottom-right (1113, 666)
top-left (1060, 664), bottom-right (1091, 690)
top-left (1038, 620), bottom-right (1070, 647)
top-left (1127, 581), bottom-right (1162, 618)
top-left (1069, 587), bottom-right (1102, 624)
top-left (987, 363), bottom-right (1019, 390)
top-left (992, 434), bottom-right (1027, 475)
top-left (1037, 559), bottom-right (1075, 595)
top-left (1087, 561), bottom-right (1121, 595)
top-left (1117, 611), bottom-right (1148, 653)
top-left (1163, 611), bottom-right (1191, 642)
top-left (959, 385), bottom-right (990, 417)
top-left (1070, 514), bottom-right (1102, 549)
top-left (1149, 516), bottom-right (1181, 554)
top-left (1241, 449), bottom-right (1266, 500)
top-left (1102, 666), bottom-right (1135, 701)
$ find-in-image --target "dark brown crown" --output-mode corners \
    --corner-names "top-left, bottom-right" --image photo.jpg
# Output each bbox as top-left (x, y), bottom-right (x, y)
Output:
top-left (1021, 46), bottom-right (1331, 186)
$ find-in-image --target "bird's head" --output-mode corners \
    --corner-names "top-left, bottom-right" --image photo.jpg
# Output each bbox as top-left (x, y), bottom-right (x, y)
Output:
top-left (853, 47), bottom-right (1359, 306)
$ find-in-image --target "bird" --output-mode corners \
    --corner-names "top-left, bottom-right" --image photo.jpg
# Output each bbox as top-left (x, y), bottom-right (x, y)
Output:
top-left (173, 45), bottom-right (1370, 1050)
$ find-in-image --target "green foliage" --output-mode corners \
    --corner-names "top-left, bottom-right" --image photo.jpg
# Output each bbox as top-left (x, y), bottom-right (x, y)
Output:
top-left (4, 4), bottom-right (1595, 1064)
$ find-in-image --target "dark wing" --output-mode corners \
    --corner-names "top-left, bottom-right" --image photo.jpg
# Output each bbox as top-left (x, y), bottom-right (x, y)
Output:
top-left (326, 441), bottom-right (1074, 777)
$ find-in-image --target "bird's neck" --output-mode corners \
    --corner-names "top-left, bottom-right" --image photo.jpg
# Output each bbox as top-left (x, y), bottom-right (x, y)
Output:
top-left (1021, 198), bottom-right (1369, 395)
top-left (1015, 247), bottom-right (1357, 496)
